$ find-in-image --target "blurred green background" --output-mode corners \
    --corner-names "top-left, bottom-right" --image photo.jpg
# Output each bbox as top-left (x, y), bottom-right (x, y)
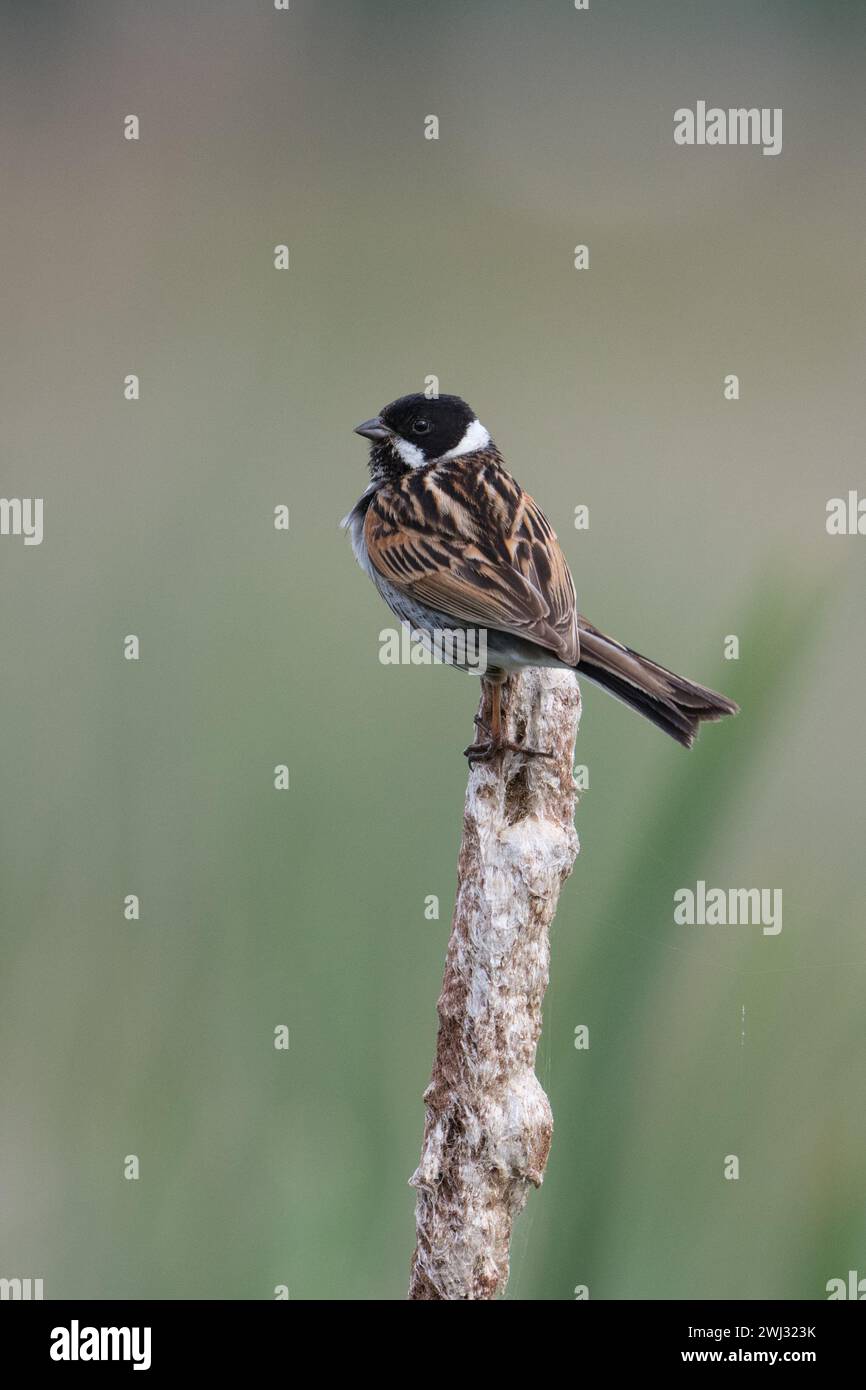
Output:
top-left (1, 0), bottom-right (864, 1300)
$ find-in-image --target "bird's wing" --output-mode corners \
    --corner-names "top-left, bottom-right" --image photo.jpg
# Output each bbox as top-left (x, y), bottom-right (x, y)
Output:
top-left (364, 454), bottom-right (580, 666)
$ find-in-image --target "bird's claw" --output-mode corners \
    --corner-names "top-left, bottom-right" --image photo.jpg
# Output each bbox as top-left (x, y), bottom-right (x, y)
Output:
top-left (463, 737), bottom-right (554, 768)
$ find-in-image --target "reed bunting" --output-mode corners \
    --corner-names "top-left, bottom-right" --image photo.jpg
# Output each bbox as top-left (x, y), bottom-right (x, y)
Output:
top-left (343, 393), bottom-right (738, 763)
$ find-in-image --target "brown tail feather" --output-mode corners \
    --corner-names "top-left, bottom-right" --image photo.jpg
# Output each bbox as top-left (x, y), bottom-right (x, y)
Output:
top-left (575, 617), bottom-right (739, 749)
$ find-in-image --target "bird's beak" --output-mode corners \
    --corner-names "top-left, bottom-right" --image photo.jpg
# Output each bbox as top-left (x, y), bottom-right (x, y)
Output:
top-left (354, 416), bottom-right (392, 443)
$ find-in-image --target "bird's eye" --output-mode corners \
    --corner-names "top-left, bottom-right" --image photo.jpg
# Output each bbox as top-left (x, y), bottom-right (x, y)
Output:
top-left (412, 419), bottom-right (431, 435)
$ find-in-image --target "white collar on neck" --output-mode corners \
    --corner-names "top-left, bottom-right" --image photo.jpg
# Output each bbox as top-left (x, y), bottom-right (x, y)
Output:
top-left (441, 419), bottom-right (490, 460)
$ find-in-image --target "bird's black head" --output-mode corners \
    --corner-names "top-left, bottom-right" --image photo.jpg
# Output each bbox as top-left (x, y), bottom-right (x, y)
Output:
top-left (354, 393), bottom-right (490, 475)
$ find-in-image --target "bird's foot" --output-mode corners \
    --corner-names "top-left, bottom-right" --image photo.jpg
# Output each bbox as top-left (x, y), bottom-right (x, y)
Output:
top-left (463, 735), bottom-right (554, 768)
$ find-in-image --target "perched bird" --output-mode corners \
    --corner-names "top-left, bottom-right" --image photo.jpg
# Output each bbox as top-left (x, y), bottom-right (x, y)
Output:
top-left (343, 392), bottom-right (738, 763)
